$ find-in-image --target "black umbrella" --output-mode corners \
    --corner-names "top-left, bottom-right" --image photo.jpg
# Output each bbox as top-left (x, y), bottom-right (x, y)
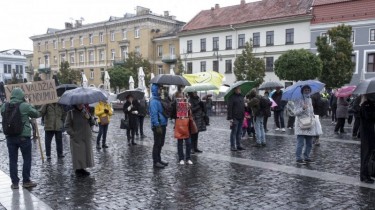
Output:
top-left (150, 74), bottom-right (190, 86)
top-left (258, 81), bottom-right (284, 90)
top-left (56, 84), bottom-right (79, 97)
top-left (117, 90), bottom-right (145, 101)
top-left (352, 77), bottom-right (375, 95)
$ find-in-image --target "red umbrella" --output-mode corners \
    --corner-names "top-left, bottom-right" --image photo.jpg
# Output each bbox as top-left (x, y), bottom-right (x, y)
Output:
top-left (335, 85), bottom-right (356, 98)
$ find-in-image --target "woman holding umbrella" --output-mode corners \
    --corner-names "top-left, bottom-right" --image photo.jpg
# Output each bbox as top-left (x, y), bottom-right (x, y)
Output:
top-left (123, 94), bottom-right (140, 146)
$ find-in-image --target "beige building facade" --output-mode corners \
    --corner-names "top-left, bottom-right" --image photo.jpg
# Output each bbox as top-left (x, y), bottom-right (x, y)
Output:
top-left (30, 7), bottom-right (184, 87)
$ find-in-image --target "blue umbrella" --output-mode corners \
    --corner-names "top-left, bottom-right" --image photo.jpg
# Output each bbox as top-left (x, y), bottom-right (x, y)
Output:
top-left (58, 87), bottom-right (108, 105)
top-left (281, 80), bottom-right (325, 101)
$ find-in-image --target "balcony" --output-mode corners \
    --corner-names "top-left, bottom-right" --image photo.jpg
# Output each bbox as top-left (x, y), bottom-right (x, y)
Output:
top-left (113, 58), bottom-right (125, 66)
top-left (38, 64), bottom-right (51, 74)
top-left (161, 54), bottom-right (177, 63)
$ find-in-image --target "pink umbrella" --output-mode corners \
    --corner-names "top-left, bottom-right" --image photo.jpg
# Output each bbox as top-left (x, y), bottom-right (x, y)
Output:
top-left (335, 85), bottom-right (356, 98)
top-left (269, 97), bottom-right (277, 107)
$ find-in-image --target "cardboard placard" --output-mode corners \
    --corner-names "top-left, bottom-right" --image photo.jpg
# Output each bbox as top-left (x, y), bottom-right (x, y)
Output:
top-left (5, 80), bottom-right (58, 106)
top-left (176, 98), bottom-right (188, 118)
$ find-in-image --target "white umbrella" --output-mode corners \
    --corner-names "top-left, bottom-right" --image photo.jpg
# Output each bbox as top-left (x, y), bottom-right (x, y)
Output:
top-left (81, 73), bottom-right (88, 87)
top-left (104, 71), bottom-right (111, 93)
top-left (129, 76), bottom-right (134, 90)
top-left (150, 73), bottom-right (155, 80)
top-left (168, 69), bottom-right (177, 97)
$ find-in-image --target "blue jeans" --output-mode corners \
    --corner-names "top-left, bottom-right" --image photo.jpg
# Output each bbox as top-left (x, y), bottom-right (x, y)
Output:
top-left (254, 116), bottom-right (266, 144)
top-left (274, 110), bottom-right (285, 128)
top-left (177, 138), bottom-right (191, 161)
top-left (97, 124), bottom-right (109, 145)
top-left (45, 130), bottom-right (63, 157)
top-left (296, 135), bottom-right (313, 161)
top-left (230, 118), bottom-right (243, 148)
top-left (6, 136), bottom-right (32, 184)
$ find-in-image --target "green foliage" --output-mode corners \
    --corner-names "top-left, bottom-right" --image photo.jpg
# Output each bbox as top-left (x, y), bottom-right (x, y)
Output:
top-left (274, 49), bottom-right (322, 82)
top-left (57, 61), bottom-right (81, 84)
top-left (33, 72), bottom-right (42, 81)
top-left (316, 24), bottom-right (354, 88)
top-left (176, 56), bottom-right (185, 75)
top-left (107, 66), bottom-right (133, 90)
top-left (122, 52), bottom-right (151, 87)
top-left (234, 39), bottom-right (265, 87)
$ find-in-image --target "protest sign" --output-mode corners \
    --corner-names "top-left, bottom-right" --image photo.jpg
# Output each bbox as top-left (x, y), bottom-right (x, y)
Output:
top-left (5, 80), bottom-right (58, 105)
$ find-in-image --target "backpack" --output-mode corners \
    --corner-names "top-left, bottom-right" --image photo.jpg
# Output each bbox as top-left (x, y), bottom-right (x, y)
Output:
top-left (160, 99), bottom-right (173, 119)
top-left (2, 102), bottom-right (23, 136)
top-left (259, 96), bottom-right (272, 117)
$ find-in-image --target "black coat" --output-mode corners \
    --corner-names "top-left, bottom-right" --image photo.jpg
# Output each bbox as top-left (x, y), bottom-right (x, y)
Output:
top-left (360, 100), bottom-right (375, 178)
top-left (227, 93), bottom-right (245, 120)
top-left (271, 90), bottom-right (284, 111)
top-left (189, 96), bottom-right (206, 132)
top-left (123, 100), bottom-right (140, 130)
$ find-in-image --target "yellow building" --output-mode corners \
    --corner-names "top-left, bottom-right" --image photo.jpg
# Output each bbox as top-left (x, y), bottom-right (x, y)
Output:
top-left (30, 7), bottom-right (184, 87)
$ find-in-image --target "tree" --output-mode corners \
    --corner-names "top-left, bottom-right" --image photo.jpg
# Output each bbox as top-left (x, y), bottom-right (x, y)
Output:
top-left (33, 72), bottom-right (42, 81)
top-left (175, 56), bottom-right (185, 75)
top-left (107, 65), bottom-right (133, 91)
top-left (57, 61), bottom-right (81, 84)
top-left (234, 39), bottom-right (265, 87)
top-left (316, 24), bottom-right (354, 88)
top-left (274, 49), bottom-right (322, 81)
top-left (122, 52), bottom-right (151, 87)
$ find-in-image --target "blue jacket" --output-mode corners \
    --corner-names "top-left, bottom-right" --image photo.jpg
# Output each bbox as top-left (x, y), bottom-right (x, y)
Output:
top-left (149, 84), bottom-right (168, 127)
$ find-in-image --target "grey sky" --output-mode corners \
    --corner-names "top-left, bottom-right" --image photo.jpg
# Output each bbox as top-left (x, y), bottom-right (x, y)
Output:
top-left (1, 0), bottom-right (258, 51)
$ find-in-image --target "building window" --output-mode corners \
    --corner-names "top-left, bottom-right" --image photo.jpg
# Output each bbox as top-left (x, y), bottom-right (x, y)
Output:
top-left (370, 29), bottom-right (375, 42)
top-left (200, 61), bottom-right (206, 72)
top-left (266, 57), bottom-right (274, 71)
top-left (351, 54), bottom-right (356, 72)
top-left (99, 50), bottom-right (105, 61)
top-left (135, 46), bottom-right (140, 55)
top-left (169, 44), bottom-right (175, 55)
top-left (38, 43), bottom-right (41, 51)
top-left (90, 69), bottom-right (94, 79)
top-left (158, 65), bottom-right (163, 74)
top-left (111, 49), bottom-right (115, 60)
top-left (45, 41), bottom-right (48, 50)
top-left (285, 29), bottom-right (294, 44)
top-left (238, 34), bottom-right (245, 48)
top-left (79, 52), bottom-right (84, 63)
top-left (121, 46), bottom-right (128, 59)
top-left (266, 31), bottom-right (274, 46)
top-left (225, 60), bottom-right (232, 73)
top-left (200, 38), bottom-right (206, 52)
top-left (45, 56), bottom-right (49, 66)
top-left (226, 36), bottom-right (232, 50)
top-left (89, 34), bottom-right (93, 44)
top-left (79, 36), bottom-right (83, 45)
top-left (253, 32), bottom-right (260, 47)
top-left (3, 64), bottom-right (11, 74)
top-left (70, 53), bottom-right (75, 64)
top-left (157, 45), bottom-right (163, 57)
top-left (53, 40), bottom-right (57, 49)
top-left (110, 31), bottom-right (115, 41)
top-left (187, 62), bottom-right (193, 74)
top-left (351, 31), bottom-right (355, 43)
top-left (53, 56), bottom-right (57, 64)
top-left (99, 32), bottom-right (104, 43)
top-left (61, 39), bottom-right (65, 48)
top-left (38, 58), bottom-right (41, 65)
top-left (213, 60), bottom-right (219, 72)
top-left (187, 40), bottom-right (192, 53)
top-left (368, 53), bottom-right (375, 72)
top-left (89, 51), bottom-right (94, 62)
top-left (213, 37), bottom-right (219, 51)
top-left (134, 27), bottom-right (140, 38)
top-left (60, 54), bottom-right (66, 62)
top-left (122, 29), bottom-right (127, 39)
top-left (70, 37), bottom-right (74, 47)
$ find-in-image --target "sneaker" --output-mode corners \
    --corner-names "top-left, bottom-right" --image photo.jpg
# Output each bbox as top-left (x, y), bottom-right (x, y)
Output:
top-left (179, 160), bottom-right (185, 165)
top-left (252, 143), bottom-right (262, 148)
top-left (153, 162), bottom-right (165, 168)
top-left (194, 149), bottom-right (203, 153)
top-left (131, 142), bottom-right (137, 145)
top-left (81, 169), bottom-right (90, 176)
top-left (296, 160), bottom-right (306, 165)
top-left (96, 144), bottom-right (101, 149)
top-left (281, 128), bottom-right (286, 132)
top-left (11, 183), bottom-right (19, 189)
top-left (275, 128), bottom-right (280, 131)
top-left (230, 147), bottom-right (237, 151)
top-left (58, 155), bottom-right (65, 159)
top-left (187, 160), bottom-right (193, 165)
top-left (304, 159), bottom-right (315, 163)
top-left (288, 127), bottom-right (293, 130)
top-left (46, 156), bottom-right (51, 160)
top-left (237, 147), bottom-right (245, 150)
top-left (314, 139), bottom-right (320, 146)
top-left (160, 161), bottom-right (169, 166)
top-left (22, 181), bottom-right (37, 188)
top-left (102, 144), bottom-right (109, 148)
top-left (261, 143), bottom-right (267, 147)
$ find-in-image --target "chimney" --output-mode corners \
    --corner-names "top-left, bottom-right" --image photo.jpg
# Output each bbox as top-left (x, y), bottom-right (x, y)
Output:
top-left (241, 0), bottom-right (245, 6)
top-left (215, 4), bottom-right (220, 9)
top-left (65, 22), bottom-right (73, 29)
top-left (164, 11), bottom-right (169, 17)
top-left (211, 7), bottom-right (214, 11)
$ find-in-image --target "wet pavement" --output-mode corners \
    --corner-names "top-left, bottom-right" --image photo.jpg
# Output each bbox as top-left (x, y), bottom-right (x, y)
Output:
top-left (0, 112), bottom-right (374, 209)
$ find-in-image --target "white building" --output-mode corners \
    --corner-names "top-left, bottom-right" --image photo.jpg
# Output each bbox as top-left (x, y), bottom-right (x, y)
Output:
top-left (0, 49), bottom-right (31, 84)
top-left (179, 0), bottom-right (313, 86)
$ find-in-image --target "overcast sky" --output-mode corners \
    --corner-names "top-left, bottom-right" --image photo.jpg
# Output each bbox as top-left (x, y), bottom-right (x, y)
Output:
top-left (1, 0), bottom-right (259, 51)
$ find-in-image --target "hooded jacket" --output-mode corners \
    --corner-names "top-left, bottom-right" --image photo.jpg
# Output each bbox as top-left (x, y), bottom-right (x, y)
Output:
top-left (40, 103), bottom-right (66, 131)
top-left (149, 84), bottom-right (168, 127)
top-left (95, 101), bottom-right (113, 123)
top-left (1, 88), bottom-right (40, 137)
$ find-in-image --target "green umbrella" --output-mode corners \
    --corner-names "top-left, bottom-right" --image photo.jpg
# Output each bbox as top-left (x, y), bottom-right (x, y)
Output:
top-left (224, 81), bottom-right (257, 102)
top-left (183, 83), bottom-right (219, 93)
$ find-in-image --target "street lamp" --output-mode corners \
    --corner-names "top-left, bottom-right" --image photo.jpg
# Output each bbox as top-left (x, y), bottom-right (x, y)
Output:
top-left (213, 50), bottom-right (221, 72)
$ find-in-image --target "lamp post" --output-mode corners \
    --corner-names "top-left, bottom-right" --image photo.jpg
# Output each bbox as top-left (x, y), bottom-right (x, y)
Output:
top-left (213, 50), bottom-right (221, 72)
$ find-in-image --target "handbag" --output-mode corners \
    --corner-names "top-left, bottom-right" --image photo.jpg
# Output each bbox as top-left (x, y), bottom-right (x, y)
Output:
top-left (174, 118), bottom-right (190, 139)
top-left (299, 116), bottom-right (314, 130)
top-left (120, 118), bottom-right (129, 129)
top-left (100, 116), bottom-right (109, 125)
top-left (368, 150), bottom-right (375, 177)
top-left (314, 115), bottom-right (323, 135)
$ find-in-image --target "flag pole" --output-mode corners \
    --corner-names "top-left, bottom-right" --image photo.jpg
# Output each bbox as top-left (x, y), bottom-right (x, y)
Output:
top-left (35, 122), bottom-right (44, 163)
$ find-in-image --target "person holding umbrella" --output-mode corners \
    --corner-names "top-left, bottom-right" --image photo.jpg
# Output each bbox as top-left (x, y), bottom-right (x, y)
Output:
top-left (334, 97), bottom-right (349, 134)
top-left (271, 87), bottom-right (286, 132)
top-left (123, 95), bottom-right (140, 146)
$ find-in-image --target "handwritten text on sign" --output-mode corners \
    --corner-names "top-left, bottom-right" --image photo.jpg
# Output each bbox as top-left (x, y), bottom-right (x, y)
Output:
top-left (5, 80), bottom-right (58, 105)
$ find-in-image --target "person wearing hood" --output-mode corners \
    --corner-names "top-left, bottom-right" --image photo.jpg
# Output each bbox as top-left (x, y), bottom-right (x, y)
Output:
top-left (293, 85), bottom-right (316, 165)
top-left (188, 92), bottom-right (206, 154)
top-left (123, 95), bottom-right (140, 146)
top-left (1, 88), bottom-right (40, 189)
top-left (149, 84), bottom-right (168, 168)
top-left (227, 87), bottom-right (245, 151)
top-left (95, 100), bottom-right (113, 149)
